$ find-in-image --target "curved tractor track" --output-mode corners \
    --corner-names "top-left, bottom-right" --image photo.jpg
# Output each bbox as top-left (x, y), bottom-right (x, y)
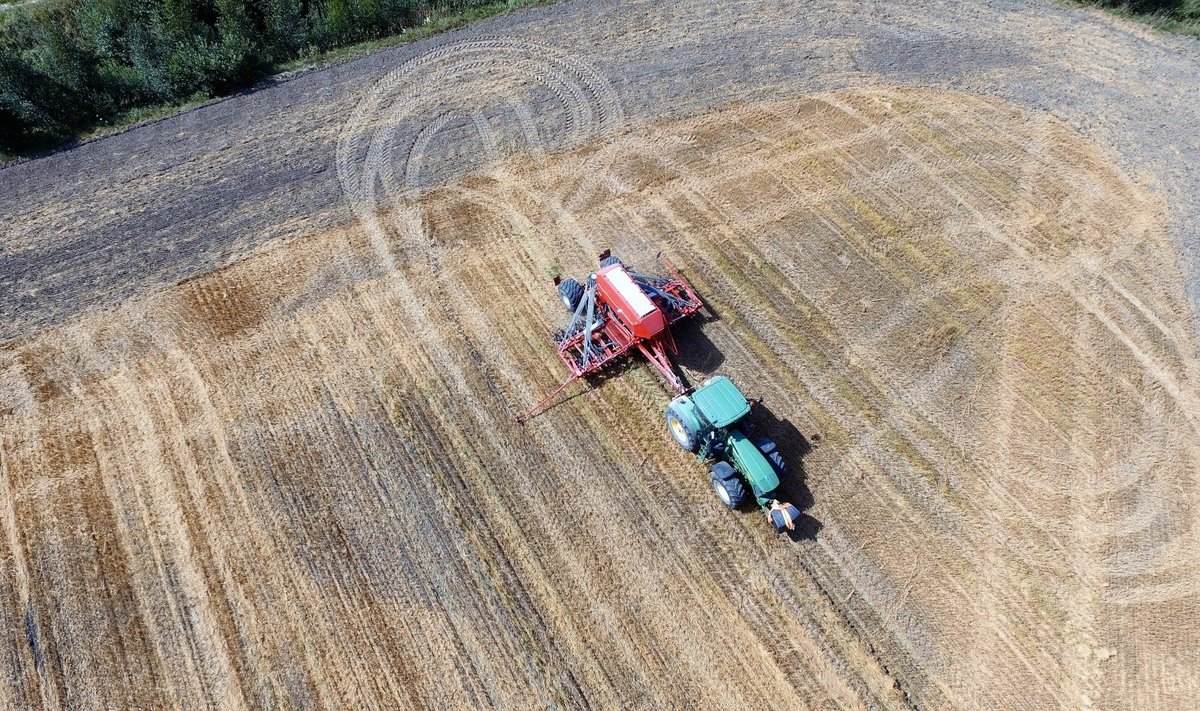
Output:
top-left (3, 2), bottom-right (1200, 710)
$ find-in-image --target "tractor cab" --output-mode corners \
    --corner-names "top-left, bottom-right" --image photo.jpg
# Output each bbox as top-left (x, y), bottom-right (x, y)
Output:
top-left (691, 376), bottom-right (751, 428)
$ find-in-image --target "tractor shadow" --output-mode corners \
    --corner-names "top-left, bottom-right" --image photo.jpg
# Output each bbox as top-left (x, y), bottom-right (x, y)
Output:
top-left (748, 403), bottom-right (822, 541)
top-left (670, 312), bottom-right (725, 382)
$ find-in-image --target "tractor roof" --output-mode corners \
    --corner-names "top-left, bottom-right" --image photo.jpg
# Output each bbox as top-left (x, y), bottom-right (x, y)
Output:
top-left (692, 376), bottom-right (751, 428)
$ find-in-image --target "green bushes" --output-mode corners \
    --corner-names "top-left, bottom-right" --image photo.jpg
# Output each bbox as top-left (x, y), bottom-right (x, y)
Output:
top-left (1078, 1), bottom-right (1200, 33)
top-left (1084, 0), bottom-right (1200, 17)
top-left (0, 0), bottom-right (496, 155)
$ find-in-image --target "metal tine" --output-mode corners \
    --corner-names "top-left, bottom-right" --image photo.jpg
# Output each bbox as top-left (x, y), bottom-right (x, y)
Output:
top-left (581, 276), bottom-right (599, 365)
top-left (561, 276), bottom-right (594, 339)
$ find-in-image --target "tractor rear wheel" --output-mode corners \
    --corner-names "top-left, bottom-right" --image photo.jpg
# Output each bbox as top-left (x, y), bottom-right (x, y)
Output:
top-left (558, 278), bottom-right (584, 311)
top-left (664, 399), bottom-right (699, 451)
top-left (711, 462), bottom-right (746, 508)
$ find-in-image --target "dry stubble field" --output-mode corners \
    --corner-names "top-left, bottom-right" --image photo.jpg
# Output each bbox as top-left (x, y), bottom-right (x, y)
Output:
top-left (3, 3), bottom-right (1200, 711)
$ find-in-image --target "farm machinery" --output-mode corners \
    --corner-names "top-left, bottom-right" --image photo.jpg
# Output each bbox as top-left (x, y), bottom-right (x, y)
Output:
top-left (517, 250), bottom-right (802, 532)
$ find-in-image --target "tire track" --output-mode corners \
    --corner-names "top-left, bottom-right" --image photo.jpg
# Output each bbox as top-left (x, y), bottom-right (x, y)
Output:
top-left (1, 86), bottom-right (1197, 708)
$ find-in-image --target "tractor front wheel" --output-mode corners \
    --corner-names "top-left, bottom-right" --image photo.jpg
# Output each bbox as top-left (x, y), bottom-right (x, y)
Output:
top-left (665, 399), bottom-right (699, 451)
top-left (711, 462), bottom-right (746, 508)
top-left (558, 278), bottom-right (584, 311)
top-left (600, 255), bottom-right (623, 269)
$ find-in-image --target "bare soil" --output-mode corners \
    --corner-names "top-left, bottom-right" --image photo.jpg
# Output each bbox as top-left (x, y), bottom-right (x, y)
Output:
top-left (2, 2), bottom-right (1200, 710)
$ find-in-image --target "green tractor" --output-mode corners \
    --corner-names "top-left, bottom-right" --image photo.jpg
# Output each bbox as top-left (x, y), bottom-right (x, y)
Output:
top-left (665, 375), bottom-right (801, 531)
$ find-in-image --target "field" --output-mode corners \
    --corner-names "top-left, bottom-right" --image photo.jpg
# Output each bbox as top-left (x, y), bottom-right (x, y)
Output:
top-left (3, 1), bottom-right (1200, 709)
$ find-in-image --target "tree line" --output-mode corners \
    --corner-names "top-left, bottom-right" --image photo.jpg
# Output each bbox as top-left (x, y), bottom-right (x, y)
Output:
top-left (1087, 0), bottom-right (1199, 13)
top-left (1082, 0), bottom-right (1200, 25)
top-left (0, 0), bottom-right (493, 155)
